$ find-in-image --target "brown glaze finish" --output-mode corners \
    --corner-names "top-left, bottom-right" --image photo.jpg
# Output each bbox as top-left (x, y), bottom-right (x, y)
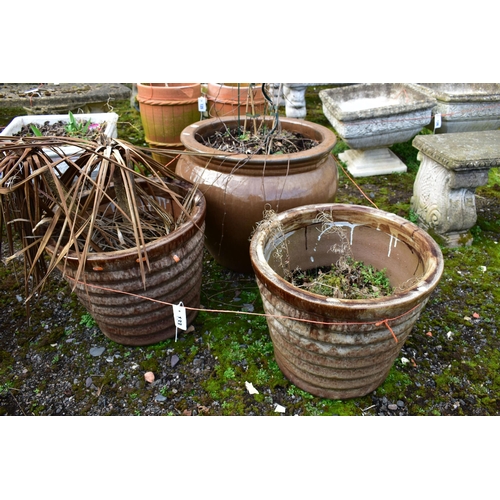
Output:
top-left (176, 117), bottom-right (338, 273)
top-left (249, 203), bottom-right (444, 399)
top-left (47, 180), bottom-right (206, 346)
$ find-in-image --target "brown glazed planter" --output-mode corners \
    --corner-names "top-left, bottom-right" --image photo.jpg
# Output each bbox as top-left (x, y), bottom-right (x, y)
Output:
top-left (249, 203), bottom-right (444, 399)
top-left (46, 179), bottom-right (206, 346)
top-left (175, 116), bottom-right (338, 273)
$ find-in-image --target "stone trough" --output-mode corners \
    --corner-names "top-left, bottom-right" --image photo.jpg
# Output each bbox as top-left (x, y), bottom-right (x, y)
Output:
top-left (319, 83), bottom-right (436, 177)
top-left (410, 83), bottom-right (500, 133)
top-left (0, 83), bottom-right (131, 119)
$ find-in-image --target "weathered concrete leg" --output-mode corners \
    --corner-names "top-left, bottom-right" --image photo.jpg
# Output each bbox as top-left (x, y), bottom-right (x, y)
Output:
top-left (410, 152), bottom-right (490, 246)
top-left (270, 83), bottom-right (285, 108)
top-left (283, 84), bottom-right (308, 119)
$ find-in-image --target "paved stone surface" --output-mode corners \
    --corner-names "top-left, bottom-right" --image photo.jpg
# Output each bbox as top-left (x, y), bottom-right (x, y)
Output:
top-left (0, 83), bottom-right (131, 117)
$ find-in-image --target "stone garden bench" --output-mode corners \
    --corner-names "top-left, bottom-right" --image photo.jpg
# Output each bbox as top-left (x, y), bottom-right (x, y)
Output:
top-left (411, 130), bottom-right (500, 246)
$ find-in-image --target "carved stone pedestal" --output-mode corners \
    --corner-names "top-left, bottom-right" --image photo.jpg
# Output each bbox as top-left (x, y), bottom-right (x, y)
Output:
top-left (270, 84), bottom-right (332, 119)
top-left (283, 84), bottom-right (309, 119)
top-left (338, 147), bottom-right (407, 177)
top-left (411, 130), bottom-right (500, 246)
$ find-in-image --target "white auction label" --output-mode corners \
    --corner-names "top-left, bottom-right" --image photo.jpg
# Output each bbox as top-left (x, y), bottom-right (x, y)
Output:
top-left (173, 302), bottom-right (187, 331)
top-left (198, 97), bottom-right (207, 112)
top-left (434, 113), bottom-right (442, 129)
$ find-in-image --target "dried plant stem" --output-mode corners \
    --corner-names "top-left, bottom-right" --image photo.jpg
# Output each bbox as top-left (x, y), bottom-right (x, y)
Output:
top-left (0, 135), bottom-right (203, 305)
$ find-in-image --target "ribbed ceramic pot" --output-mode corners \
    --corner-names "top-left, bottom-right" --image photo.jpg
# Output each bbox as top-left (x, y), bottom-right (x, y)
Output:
top-left (46, 179), bottom-right (206, 346)
top-left (176, 116), bottom-right (338, 273)
top-left (137, 83), bottom-right (201, 168)
top-left (206, 83), bottom-right (267, 118)
top-left (249, 203), bottom-right (444, 399)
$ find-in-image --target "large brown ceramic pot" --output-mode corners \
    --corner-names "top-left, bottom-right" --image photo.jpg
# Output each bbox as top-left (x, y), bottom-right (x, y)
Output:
top-left (175, 116), bottom-right (338, 273)
top-left (249, 203), bottom-right (444, 399)
top-left (46, 179), bottom-right (206, 346)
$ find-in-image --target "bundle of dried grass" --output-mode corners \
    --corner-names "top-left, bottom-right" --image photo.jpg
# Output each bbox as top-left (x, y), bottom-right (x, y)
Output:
top-left (0, 134), bottom-right (200, 304)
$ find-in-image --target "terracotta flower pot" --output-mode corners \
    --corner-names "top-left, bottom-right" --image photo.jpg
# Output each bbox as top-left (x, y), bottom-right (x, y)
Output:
top-left (137, 83), bottom-right (202, 168)
top-left (46, 179), bottom-right (206, 346)
top-left (249, 203), bottom-right (444, 399)
top-left (175, 116), bottom-right (338, 273)
top-left (206, 83), bottom-right (267, 119)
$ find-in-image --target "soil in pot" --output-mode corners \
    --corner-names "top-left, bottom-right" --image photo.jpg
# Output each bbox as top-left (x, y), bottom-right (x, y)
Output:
top-left (276, 210), bottom-right (394, 299)
top-left (200, 124), bottom-right (319, 155)
top-left (288, 257), bottom-right (393, 299)
top-left (13, 113), bottom-right (106, 141)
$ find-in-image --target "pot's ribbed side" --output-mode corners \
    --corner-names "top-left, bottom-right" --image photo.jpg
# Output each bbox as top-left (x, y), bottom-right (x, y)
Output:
top-left (50, 181), bottom-right (207, 346)
top-left (67, 223), bottom-right (205, 346)
top-left (137, 83), bottom-right (201, 146)
top-left (206, 83), bottom-right (266, 118)
top-left (257, 279), bottom-right (428, 399)
top-left (250, 203), bottom-right (444, 399)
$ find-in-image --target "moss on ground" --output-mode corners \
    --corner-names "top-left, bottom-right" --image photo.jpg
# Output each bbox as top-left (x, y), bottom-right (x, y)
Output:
top-left (1, 88), bottom-right (500, 416)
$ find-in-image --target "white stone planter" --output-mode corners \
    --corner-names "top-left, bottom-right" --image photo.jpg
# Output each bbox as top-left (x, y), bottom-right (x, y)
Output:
top-left (1, 113), bottom-right (119, 177)
top-left (410, 83), bottom-right (500, 133)
top-left (319, 83), bottom-right (436, 177)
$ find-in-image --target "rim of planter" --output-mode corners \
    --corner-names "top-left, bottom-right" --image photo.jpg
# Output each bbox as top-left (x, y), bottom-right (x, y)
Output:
top-left (137, 83), bottom-right (201, 92)
top-left (179, 116), bottom-right (337, 168)
top-left (318, 83), bottom-right (437, 122)
top-left (249, 203), bottom-right (444, 314)
top-left (136, 83), bottom-right (202, 101)
top-left (48, 178), bottom-right (206, 269)
top-left (207, 83), bottom-right (265, 94)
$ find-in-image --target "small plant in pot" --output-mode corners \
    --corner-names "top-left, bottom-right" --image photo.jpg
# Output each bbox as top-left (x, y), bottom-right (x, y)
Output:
top-left (249, 203), bottom-right (444, 400)
top-left (175, 83), bottom-right (339, 273)
top-left (17, 111), bottom-right (105, 140)
top-left (0, 133), bottom-right (206, 346)
top-left (283, 212), bottom-right (394, 300)
top-left (1, 111), bottom-right (120, 179)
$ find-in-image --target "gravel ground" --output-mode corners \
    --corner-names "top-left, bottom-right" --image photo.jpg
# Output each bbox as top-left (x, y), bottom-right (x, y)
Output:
top-left (1, 90), bottom-right (500, 417)
top-left (1, 227), bottom-right (499, 417)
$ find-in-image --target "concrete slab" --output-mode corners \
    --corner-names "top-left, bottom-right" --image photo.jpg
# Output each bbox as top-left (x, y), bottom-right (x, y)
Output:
top-left (412, 130), bottom-right (500, 170)
top-left (0, 83), bottom-right (131, 119)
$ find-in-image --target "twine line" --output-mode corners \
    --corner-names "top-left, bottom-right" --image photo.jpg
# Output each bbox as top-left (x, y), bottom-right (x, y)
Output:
top-left (63, 275), bottom-right (421, 344)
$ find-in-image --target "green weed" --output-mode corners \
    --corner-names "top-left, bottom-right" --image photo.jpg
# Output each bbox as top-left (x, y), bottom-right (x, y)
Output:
top-left (80, 313), bottom-right (97, 328)
top-left (0, 381), bottom-right (14, 395)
